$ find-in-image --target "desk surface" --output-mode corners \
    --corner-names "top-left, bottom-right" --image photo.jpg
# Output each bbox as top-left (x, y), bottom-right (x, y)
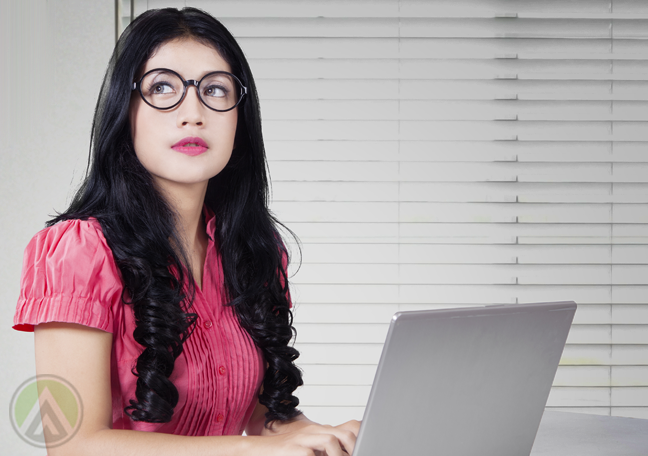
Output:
top-left (531, 411), bottom-right (648, 455)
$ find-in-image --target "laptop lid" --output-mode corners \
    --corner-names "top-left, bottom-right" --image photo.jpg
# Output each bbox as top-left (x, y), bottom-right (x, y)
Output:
top-left (352, 301), bottom-right (576, 456)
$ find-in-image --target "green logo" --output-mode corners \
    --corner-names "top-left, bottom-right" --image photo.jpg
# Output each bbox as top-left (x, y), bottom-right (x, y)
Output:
top-left (10, 375), bottom-right (83, 448)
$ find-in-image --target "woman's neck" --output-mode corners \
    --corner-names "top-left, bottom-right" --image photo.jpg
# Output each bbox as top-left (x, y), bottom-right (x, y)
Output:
top-left (156, 178), bottom-right (210, 288)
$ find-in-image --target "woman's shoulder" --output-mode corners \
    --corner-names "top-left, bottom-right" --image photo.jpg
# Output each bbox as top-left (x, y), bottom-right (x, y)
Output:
top-left (27, 217), bottom-right (107, 252)
top-left (15, 217), bottom-right (122, 333)
top-left (22, 217), bottom-right (118, 286)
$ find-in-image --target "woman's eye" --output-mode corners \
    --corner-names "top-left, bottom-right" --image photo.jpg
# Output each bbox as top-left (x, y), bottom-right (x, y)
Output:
top-left (149, 82), bottom-right (175, 95)
top-left (204, 85), bottom-right (226, 98)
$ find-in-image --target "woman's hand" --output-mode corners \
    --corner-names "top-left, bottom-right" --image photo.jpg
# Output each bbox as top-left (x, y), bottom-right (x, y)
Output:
top-left (258, 413), bottom-right (362, 455)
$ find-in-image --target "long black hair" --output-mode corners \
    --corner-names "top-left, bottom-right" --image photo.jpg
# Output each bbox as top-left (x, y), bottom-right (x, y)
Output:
top-left (50, 7), bottom-right (302, 424)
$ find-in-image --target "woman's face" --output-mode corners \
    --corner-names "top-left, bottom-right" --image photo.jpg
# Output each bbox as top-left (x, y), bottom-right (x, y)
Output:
top-left (129, 38), bottom-right (238, 190)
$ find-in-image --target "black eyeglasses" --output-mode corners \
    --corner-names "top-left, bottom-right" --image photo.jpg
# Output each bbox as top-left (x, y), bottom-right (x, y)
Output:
top-left (132, 68), bottom-right (247, 112)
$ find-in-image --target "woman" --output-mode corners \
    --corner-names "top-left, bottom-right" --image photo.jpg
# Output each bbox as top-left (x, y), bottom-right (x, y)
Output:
top-left (13, 7), bottom-right (359, 456)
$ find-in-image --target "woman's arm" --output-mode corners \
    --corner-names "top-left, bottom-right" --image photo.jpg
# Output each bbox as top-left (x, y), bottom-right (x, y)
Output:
top-left (35, 322), bottom-right (351, 456)
top-left (246, 401), bottom-right (361, 454)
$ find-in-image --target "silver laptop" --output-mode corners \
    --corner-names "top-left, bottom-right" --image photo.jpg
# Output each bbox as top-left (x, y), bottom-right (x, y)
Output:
top-left (353, 301), bottom-right (576, 456)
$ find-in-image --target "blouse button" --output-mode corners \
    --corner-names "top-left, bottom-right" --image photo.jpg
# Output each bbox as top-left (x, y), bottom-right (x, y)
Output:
top-left (216, 413), bottom-right (224, 423)
top-left (219, 365), bottom-right (226, 375)
top-left (204, 320), bottom-right (213, 329)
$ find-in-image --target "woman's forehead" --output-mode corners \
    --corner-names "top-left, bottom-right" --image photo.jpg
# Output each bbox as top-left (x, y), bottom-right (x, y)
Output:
top-left (143, 38), bottom-right (231, 77)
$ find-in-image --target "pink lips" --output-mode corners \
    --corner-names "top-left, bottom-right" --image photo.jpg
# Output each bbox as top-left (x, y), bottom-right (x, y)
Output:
top-left (171, 136), bottom-right (208, 156)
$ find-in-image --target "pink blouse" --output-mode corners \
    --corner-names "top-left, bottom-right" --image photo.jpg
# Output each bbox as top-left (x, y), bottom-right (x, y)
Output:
top-left (13, 211), bottom-right (265, 436)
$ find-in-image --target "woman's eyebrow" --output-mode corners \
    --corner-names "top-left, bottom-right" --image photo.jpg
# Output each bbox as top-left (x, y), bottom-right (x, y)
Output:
top-left (146, 68), bottom-right (231, 79)
top-left (197, 70), bottom-right (229, 79)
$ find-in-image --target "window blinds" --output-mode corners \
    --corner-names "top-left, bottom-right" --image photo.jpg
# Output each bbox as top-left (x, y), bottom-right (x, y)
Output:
top-left (133, 0), bottom-right (648, 422)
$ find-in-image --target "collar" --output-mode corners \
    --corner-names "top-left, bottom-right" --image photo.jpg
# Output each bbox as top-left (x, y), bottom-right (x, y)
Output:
top-left (202, 204), bottom-right (216, 242)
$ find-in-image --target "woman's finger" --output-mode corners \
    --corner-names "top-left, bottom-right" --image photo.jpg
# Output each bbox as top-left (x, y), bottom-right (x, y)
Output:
top-left (326, 428), bottom-right (356, 455)
top-left (303, 432), bottom-right (347, 456)
top-left (337, 419), bottom-right (362, 437)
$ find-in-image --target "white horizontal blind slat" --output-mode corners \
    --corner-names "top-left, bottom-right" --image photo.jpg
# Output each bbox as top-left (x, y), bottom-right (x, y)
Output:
top-left (133, 0), bottom-right (648, 422)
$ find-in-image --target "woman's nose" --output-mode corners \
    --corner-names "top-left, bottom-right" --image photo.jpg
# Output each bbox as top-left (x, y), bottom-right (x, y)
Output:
top-left (176, 85), bottom-right (205, 127)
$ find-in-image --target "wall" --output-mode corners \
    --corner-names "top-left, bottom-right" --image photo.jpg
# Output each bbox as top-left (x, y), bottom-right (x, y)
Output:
top-left (0, 1), bottom-right (114, 455)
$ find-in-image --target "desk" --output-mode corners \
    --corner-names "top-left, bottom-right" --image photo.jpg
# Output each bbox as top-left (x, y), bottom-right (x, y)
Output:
top-left (531, 411), bottom-right (648, 455)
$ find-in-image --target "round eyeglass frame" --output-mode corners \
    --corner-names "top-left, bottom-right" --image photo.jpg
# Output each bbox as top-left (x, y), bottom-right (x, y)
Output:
top-left (132, 68), bottom-right (248, 112)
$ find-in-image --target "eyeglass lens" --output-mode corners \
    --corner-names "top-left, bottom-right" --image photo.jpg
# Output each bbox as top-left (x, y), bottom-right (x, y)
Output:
top-left (140, 70), bottom-right (242, 111)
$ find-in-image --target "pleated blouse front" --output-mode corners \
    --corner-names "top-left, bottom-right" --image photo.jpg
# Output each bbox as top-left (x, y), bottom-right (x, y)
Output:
top-left (13, 212), bottom-right (265, 436)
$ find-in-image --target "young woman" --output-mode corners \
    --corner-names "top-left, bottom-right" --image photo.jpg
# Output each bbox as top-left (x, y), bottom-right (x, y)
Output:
top-left (13, 7), bottom-right (359, 456)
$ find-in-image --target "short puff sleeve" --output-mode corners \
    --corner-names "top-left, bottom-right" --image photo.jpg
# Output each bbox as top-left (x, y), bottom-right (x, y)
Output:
top-left (13, 219), bottom-right (123, 333)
